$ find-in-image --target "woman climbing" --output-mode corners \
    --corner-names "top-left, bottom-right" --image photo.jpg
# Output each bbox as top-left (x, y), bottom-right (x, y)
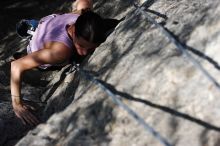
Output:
top-left (11, 0), bottom-right (120, 125)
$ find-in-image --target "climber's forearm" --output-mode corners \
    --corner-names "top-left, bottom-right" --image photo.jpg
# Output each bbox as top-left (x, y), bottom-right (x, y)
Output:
top-left (11, 61), bottom-right (23, 105)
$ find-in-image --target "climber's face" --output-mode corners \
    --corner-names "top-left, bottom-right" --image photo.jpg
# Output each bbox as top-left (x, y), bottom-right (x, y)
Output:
top-left (73, 35), bottom-right (97, 56)
top-left (72, 25), bottom-right (97, 56)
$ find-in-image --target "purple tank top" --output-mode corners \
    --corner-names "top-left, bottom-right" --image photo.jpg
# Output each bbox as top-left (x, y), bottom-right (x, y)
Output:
top-left (27, 13), bottom-right (79, 69)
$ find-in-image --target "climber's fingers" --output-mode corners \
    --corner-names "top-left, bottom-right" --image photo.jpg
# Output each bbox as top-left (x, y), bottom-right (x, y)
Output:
top-left (22, 105), bottom-right (39, 125)
top-left (14, 103), bottom-right (39, 126)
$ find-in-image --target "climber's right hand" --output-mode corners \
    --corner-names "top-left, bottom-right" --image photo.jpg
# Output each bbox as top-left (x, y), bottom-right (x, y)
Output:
top-left (12, 101), bottom-right (39, 126)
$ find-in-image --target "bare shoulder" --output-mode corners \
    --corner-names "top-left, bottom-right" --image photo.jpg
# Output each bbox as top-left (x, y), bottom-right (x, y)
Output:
top-left (11, 42), bottom-right (72, 71)
top-left (44, 42), bottom-right (72, 60)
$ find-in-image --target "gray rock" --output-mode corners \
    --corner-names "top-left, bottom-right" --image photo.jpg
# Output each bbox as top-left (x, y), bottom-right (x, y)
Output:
top-left (1, 0), bottom-right (220, 146)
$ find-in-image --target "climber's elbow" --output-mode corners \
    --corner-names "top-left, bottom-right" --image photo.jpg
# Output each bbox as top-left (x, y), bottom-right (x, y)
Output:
top-left (11, 61), bottom-right (24, 76)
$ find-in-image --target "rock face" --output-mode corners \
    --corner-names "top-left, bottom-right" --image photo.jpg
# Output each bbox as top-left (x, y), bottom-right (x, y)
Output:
top-left (1, 0), bottom-right (220, 146)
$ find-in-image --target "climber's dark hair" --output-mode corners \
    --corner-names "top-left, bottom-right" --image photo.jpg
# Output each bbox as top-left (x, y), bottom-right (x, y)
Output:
top-left (75, 10), bottom-right (105, 44)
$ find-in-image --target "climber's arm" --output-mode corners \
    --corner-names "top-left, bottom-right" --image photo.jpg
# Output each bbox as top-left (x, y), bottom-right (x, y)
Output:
top-left (11, 43), bottom-right (70, 125)
top-left (10, 52), bottom-right (44, 125)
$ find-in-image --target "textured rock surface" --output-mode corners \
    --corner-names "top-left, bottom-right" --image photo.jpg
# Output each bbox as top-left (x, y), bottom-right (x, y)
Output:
top-left (1, 0), bottom-right (220, 146)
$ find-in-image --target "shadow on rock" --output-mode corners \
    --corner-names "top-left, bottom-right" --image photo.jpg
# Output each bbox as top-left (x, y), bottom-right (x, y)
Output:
top-left (60, 98), bottom-right (116, 146)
